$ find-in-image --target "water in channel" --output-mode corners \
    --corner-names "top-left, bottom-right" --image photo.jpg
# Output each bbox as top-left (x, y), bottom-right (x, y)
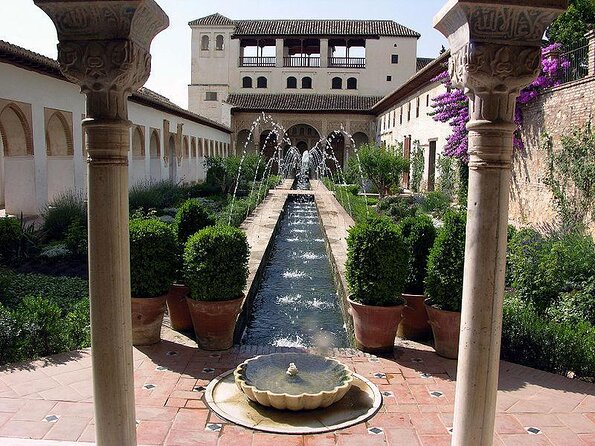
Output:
top-left (242, 189), bottom-right (348, 348)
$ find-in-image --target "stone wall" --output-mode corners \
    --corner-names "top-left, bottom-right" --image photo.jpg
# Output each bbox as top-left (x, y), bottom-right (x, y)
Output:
top-left (511, 75), bottom-right (595, 234)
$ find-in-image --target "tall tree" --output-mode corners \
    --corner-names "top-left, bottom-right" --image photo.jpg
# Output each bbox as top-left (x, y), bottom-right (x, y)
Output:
top-left (547, 0), bottom-right (595, 48)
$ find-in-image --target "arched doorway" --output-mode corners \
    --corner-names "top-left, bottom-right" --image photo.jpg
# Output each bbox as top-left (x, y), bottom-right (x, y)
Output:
top-left (259, 130), bottom-right (278, 159)
top-left (285, 124), bottom-right (321, 152)
top-left (0, 103), bottom-right (36, 215)
top-left (236, 129), bottom-right (256, 154)
top-left (131, 126), bottom-right (146, 185)
top-left (168, 134), bottom-right (176, 183)
top-left (46, 110), bottom-right (74, 202)
top-left (326, 132), bottom-right (345, 172)
top-left (149, 129), bottom-right (160, 181)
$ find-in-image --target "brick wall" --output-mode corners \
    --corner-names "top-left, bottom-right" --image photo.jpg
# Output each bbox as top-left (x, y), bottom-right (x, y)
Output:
top-left (511, 75), bottom-right (595, 234)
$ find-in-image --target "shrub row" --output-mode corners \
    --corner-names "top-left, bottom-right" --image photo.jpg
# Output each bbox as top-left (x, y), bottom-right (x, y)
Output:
top-left (501, 296), bottom-right (595, 380)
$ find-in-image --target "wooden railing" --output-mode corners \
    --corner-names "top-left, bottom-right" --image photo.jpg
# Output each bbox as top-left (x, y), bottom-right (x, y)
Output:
top-left (239, 57), bottom-right (276, 67)
top-left (283, 56), bottom-right (321, 67)
top-left (328, 57), bottom-right (366, 68)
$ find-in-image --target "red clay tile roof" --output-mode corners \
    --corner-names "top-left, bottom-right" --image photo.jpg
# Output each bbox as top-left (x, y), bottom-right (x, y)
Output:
top-left (227, 93), bottom-right (383, 113)
top-left (190, 14), bottom-right (420, 38)
top-left (416, 57), bottom-right (435, 71)
top-left (0, 40), bottom-right (230, 133)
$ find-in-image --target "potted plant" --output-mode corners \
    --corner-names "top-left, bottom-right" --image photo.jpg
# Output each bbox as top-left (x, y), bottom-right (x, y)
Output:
top-left (167, 199), bottom-right (215, 331)
top-left (424, 210), bottom-right (467, 358)
top-left (346, 217), bottom-right (409, 352)
top-left (129, 219), bottom-right (178, 345)
top-left (184, 225), bottom-right (249, 350)
top-left (397, 214), bottom-right (437, 340)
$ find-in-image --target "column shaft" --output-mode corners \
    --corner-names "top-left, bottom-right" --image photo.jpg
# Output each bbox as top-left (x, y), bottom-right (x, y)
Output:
top-left (86, 122), bottom-right (136, 446)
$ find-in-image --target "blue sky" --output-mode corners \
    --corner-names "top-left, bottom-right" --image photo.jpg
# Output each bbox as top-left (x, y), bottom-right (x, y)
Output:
top-left (0, 1), bottom-right (448, 108)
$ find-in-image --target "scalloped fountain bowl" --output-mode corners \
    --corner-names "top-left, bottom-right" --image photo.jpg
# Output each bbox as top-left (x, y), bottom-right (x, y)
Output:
top-left (234, 352), bottom-right (353, 411)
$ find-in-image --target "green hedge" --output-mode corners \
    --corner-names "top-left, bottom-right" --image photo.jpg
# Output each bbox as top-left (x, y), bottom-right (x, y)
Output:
top-left (346, 217), bottom-right (408, 306)
top-left (0, 218), bottom-right (22, 264)
top-left (322, 178), bottom-right (379, 224)
top-left (184, 225), bottom-right (249, 301)
top-left (129, 219), bottom-right (178, 297)
top-left (399, 214), bottom-right (437, 295)
top-left (0, 270), bottom-right (90, 366)
top-left (174, 199), bottom-right (215, 244)
top-left (42, 190), bottom-right (86, 242)
top-left (502, 296), bottom-right (595, 379)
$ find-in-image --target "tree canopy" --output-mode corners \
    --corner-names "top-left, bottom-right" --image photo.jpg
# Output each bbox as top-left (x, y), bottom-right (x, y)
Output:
top-left (547, 0), bottom-right (595, 48)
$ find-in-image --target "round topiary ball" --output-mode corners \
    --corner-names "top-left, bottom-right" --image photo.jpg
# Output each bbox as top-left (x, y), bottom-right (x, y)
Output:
top-left (346, 216), bottom-right (408, 306)
top-left (184, 225), bottom-right (249, 302)
top-left (174, 199), bottom-right (215, 244)
top-left (129, 219), bottom-right (178, 297)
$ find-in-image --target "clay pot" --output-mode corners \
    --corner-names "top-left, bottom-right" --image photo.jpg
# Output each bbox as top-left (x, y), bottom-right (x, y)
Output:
top-left (166, 283), bottom-right (193, 331)
top-left (425, 300), bottom-right (461, 359)
top-left (131, 295), bottom-right (167, 346)
top-left (397, 293), bottom-right (432, 341)
top-left (347, 296), bottom-right (404, 353)
top-left (186, 294), bottom-right (244, 350)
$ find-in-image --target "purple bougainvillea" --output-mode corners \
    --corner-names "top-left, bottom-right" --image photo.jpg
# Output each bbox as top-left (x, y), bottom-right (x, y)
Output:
top-left (431, 44), bottom-right (569, 161)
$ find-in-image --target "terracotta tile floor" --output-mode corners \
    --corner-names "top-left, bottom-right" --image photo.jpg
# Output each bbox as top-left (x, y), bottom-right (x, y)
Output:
top-left (0, 326), bottom-right (593, 446)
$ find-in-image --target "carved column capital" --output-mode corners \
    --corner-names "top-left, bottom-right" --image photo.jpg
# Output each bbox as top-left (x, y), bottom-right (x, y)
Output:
top-left (434, 0), bottom-right (567, 169)
top-left (35, 0), bottom-right (168, 122)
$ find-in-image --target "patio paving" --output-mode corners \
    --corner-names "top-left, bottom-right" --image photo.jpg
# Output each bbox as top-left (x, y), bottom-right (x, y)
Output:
top-left (0, 324), bottom-right (593, 446)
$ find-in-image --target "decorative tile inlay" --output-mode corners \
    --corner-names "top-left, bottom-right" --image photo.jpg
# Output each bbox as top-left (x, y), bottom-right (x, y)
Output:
top-left (430, 391), bottom-right (444, 398)
top-left (411, 358), bottom-right (423, 363)
top-left (368, 427), bottom-right (384, 435)
top-left (166, 351), bottom-right (178, 356)
top-left (143, 384), bottom-right (156, 390)
top-left (44, 415), bottom-right (59, 423)
top-left (206, 423), bottom-right (222, 432)
top-left (368, 356), bottom-right (380, 362)
top-left (381, 391), bottom-right (394, 397)
top-left (448, 427), bottom-right (454, 434)
top-left (373, 373), bottom-right (386, 379)
top-left (202, 367), bottom-right (215, 373)
top-left (420, 372), bottom-right (432, 379)
top-left (526, 427), bottom-right (541, 435)
top-left (155, 366), bottom-right (168, 371)
top-left (193, 386), bottom-right (206, 392)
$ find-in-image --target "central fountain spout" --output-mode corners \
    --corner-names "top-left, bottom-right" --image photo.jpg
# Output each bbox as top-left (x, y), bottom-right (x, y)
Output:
top-left (286, 362), bottom-right (299, 376)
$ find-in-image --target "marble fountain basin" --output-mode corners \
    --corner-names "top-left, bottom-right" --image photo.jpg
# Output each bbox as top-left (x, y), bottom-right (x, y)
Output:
top-left (234, 352), bottom-right (354, 411)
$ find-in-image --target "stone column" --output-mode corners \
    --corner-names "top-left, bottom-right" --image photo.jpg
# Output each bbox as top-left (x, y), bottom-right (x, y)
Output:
top-left (587, 30), bottom-right (595, 77)
top-left (276, 38), bottom-right (284, 68)
top-left (433, 2), bottom-right (566, 446)
top-left (34, 2), bottom-right (168, 445)
top-left (320, 38), bottom-right (329, 68)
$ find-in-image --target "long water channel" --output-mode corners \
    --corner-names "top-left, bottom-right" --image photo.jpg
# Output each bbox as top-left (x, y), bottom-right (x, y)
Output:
top-left (242, 190), bottom-right (349, 348)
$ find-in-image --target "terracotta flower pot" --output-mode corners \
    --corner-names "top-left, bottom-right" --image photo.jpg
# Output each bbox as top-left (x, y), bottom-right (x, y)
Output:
top-left (347, 296), bottom-right (404, 353)
top-left (186, 294), bottom-right (244, 351)
top-left (131, 295), bottom-right (167, 346)
top-left (425, 300), bottom-right (461, 359)
top-left (397, 293), bottom-right (432, 341)
top-left (166, 283), bottom-right (193, 331)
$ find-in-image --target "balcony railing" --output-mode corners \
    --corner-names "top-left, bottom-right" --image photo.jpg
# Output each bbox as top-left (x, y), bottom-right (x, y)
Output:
top-left (559, 44), bottom-right (589, 85)
top-left (283, 56), bottom-right (321, 67)
top-left (328, 57), bottom-right (366, 68)
top-left (239, 57), bottom-right (276, 67)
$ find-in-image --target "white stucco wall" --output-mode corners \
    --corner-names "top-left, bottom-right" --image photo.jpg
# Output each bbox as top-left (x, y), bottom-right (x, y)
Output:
top-left (0, 60), bottom-right (230, 216)
top-left (376, 80), bottom-right (452, 191)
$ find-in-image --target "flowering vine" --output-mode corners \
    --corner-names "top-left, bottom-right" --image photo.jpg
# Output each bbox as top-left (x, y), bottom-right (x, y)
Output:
top-left (430, 43), bottom-right (570, 162)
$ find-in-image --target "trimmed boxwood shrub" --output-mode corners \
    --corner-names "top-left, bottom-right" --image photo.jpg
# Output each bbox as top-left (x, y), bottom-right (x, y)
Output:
top-left (420, 190), bottom-right (451, 217)
top-left (425, 210), bottom-right (467, 312)
top-left (502, 296), bottom-right (595, 379)
top-left (346, 216), bottom-right (408, 306)
top-left (377, 195), bottom-right (417, 222)
top-left (399, 214), bottom-right (437, 295)
top-left (0, 217), bottom-right (22, 263)
top-left (129, 219), bottom-right (178, 297)
top-left (184, 225), bottom-right (249, 301)
top-left (174, 199), bottom-right (215, 244)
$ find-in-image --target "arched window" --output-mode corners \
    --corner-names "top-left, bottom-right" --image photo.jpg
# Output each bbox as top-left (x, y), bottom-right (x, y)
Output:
top-left (301, 77), bottom-right (312, 89)
top-left (201, 35), bottom-right (210, 51)
top-left (347, 77), bottom-right (357, 90)
top-left (286, 76), bottom-right (297, 89)
top-left (242, 76), bottom-right (253, 88)
top-left (257, 76), bottom-right (268, 88)
top-left (331, 77), bottom-right (342, 90)
top-left (215, 35), bottom-right (224, 50)
top-left (131, 126), bottom-right (145, 157)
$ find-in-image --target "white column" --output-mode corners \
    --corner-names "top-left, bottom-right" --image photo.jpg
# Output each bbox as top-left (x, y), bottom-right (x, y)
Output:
top-left (320, 38), bottom-right (329, 68)
top-left (34, 2), bottom-right (168, 445)
top-left (433, 2), bottom-right (567, 445)
top-left (276, 38), bottom-right (284, 68)
top-left (31, 103), bottom-right (47, 213)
